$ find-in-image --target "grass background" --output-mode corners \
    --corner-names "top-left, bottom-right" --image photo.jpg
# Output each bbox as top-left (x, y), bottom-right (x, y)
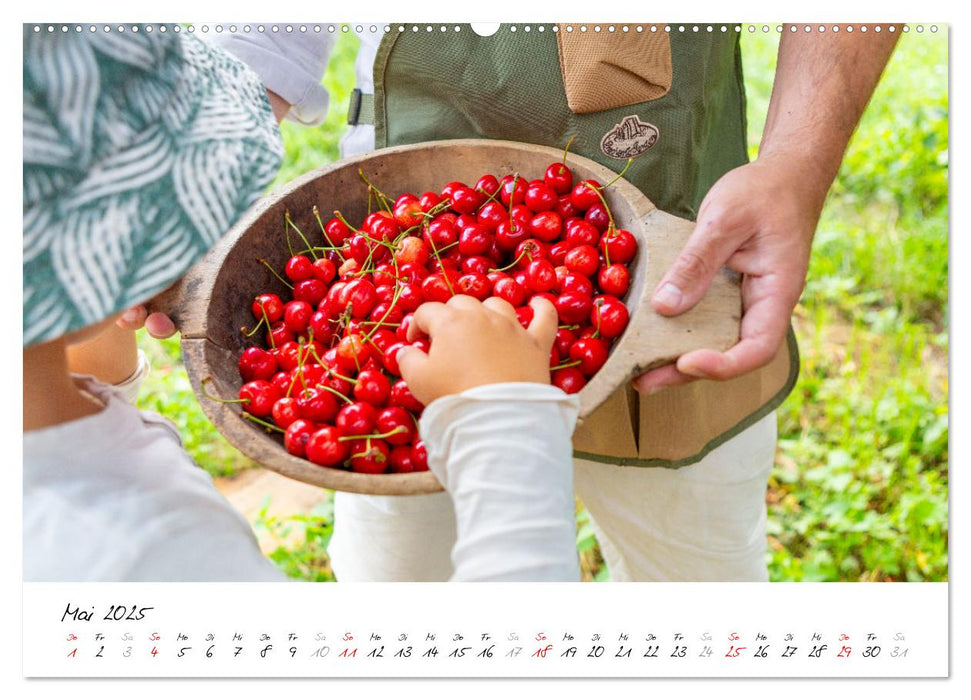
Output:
top-left (138, 28), bottom-right (948, 583)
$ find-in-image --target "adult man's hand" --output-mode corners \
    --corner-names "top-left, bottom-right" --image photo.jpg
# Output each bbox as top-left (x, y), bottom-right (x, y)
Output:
top-left (634, 151), bottom-right (818, 393)
top-left (634, 24), bottom-right (900, 395)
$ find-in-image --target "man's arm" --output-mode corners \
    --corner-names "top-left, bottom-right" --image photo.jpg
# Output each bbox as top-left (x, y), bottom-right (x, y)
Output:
top-left (635, 25), bottom-right (899, 393)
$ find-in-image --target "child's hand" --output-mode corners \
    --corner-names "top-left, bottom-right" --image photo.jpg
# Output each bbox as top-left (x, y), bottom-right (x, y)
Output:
top-left (397, 295), bottom-right (558, 406)
top-left (116, 305), bottom-right (177, 339)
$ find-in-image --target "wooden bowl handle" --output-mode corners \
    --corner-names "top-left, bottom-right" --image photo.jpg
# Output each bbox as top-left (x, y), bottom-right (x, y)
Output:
top-left (576, 208), bottom-right (742, 420)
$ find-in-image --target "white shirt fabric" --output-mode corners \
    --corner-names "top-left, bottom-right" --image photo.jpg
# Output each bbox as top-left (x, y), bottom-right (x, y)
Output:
top-left (421, 383), bottom-right (581, 582)
top-left (24, 372), bottom-right (581, 582)
top-left (23, 376), bottom-right (286, 582)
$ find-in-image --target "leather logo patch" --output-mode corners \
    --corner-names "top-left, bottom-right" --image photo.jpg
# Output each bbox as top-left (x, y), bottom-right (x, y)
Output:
top-left (600, 115), bottom-right (659, 159)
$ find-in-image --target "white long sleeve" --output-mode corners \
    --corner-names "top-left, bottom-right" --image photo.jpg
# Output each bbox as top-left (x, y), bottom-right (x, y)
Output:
top-left (419, 383), bottom-right (582, 582)
top-left (209, 29), bottom-right (335, 125)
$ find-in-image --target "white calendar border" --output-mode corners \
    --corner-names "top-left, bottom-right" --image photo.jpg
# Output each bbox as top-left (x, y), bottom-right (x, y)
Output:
top-left (5, 0), bottom-right (960, 695)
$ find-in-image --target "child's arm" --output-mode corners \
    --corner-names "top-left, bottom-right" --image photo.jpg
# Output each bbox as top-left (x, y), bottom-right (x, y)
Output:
top-left (398, 296), bottom-right (581, 582)
top-left (65, 319), bottom-right (140, 386)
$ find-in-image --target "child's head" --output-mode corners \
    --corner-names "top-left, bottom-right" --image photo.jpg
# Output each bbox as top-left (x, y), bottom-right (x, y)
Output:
top-left (23, 26), bottom-right (282, 350)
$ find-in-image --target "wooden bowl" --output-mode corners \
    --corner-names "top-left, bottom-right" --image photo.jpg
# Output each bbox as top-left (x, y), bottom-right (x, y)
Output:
top-left (162, 139), bottom-right (740, 495)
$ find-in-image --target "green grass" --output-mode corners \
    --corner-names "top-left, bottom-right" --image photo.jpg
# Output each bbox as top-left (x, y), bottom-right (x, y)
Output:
top-left (138, 30), bottom-right (948, 583)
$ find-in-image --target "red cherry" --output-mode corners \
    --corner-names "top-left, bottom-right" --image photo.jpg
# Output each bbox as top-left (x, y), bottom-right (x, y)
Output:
top-left (554, 328), bottom-right (578, 357)
top-left (424, 217), bottom-right (458, 249)
top-left (348, 438), bottom-right (390, 474)
top-left (393, 196), bottom-right (424, 229)
top-left (569, 179), bottom-right (602, 211)
top-left (515, 306), bottom-right (534, 328)
top-left (458, 224), bottom-right (493, 257)
top-left (525, 181), bottom-right (557, 212)
top-left (564, 244), bottom-right (600, 277)
top-left (296, 386), bottom-right (339, 423)
top-left (271, 397), bottom-right (301, 429)
top-left (335, 334), bottom-right (371, 373)
top-left (284, 419), bottom-right (318, 458)
top-left (555, 195), bottom-right (579, 221)
top-left (311, 258), bottom-right (336, 284)
top-left (450, 185), bottom-right (483, 215)
top-left (584, 203), bottom-right (611, 232)
top-left (336, 401), bottom-right (378, 436)
top-left (283, 300), bottom-right (313, 334)
top-left (544, 162), bottom-right (574, 195)
top-left (389, 445), bottom-right (416, 473)
top-left (410, 440), bottom-right (429, 471)
top-left (552, 367), bottom-right (586, 394)
top-left (354, 369), bottom-right (392, 406)
top-left (305, 426), bottom-right (349, 467)
top-left (477, 201), bottom-right (507, 231)
top-left (457, 273), bottom-right (492, 301)
top-left (376, 406), bottom-right (415, 446)
top-left (498, 175), bottom-right (527, 208)
top-left (382, 341), bottom-right (407, 376)
top-left (418, 191), bottom-right (442, 212)
top-left (239, 380), bottom-right (280, 418)
top-left (422, 271), bottom-right (459, 303)
top-left (495, 220), bottom-right (529, 252)
top-left (293, 278), bottom-right (327, 306)
top-left (598, 263), bottom-right (631, 297)
top-left (252, 293), bottom-right (284, 323)
top-left (600, 228), bottom-right (638, 264)
top-left (238, 347), bottom-right (278, 382)
top-left (565, 220), bottom-right (600, 247)
top-left (555, 292), bottom-right (594, 325)
top-left (475, 174), bottom-right (500, 198)
top-left (569, 337), bottom-right (610, 376)
top-left (323, 218), bottom-right (351, 246)
top-left (390, 380), bottom-right (424, 414)
top-left (549, 241), bottom-right (574, 266)
top-left (285, 255), bottom-right (314, 282)
top-left (561, 272), bottom-right (595, 297)
top-left (462, 255), bottom-right (493, 276)
top-left (395, 236), bottom-right (431, 267)
top-left (267, 321), bottom-right (295, 349)
top-left (525, 259), bottom-right (558, 293)
top-left (493, 277), bottom-right (527, 307)
top-left (528, 210), bottom-right (563, 242)
top-left (591, 297), bottom-right (630, 338)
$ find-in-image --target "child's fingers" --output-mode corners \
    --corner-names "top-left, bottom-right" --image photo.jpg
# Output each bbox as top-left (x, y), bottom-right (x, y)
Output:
top-left (116, 305), bottom-right (148, 330)
top-left (395, 345), bottom-right (431, 393)
top-left (408, 302), bottom-right (449, 341)
top-left (526, 296), bottom-right (558, 350)
top-left (145, 312), bottom-right (177, 339)
top-left (482, 296), bottom-right (518, 322)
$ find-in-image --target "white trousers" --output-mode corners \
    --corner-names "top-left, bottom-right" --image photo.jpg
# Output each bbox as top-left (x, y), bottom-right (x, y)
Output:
top-left (327, 412), bottom-right (777, 582)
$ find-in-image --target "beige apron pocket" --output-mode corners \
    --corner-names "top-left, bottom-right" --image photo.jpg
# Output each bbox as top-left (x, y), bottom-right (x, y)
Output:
top-left (556, 27), bottom-right (672, 114)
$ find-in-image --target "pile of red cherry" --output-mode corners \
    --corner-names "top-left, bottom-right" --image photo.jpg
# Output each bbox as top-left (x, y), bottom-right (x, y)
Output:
top-left (228, 157), bottom-right (637, 475)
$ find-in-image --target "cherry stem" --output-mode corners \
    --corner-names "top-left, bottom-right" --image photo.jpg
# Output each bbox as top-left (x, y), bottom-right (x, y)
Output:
top-left (314, 205), bottom-right (346, 262)
top-left (602, 157), bottom-right (633, 189)
top-left (261, 304), bottom-right (278, 350)
top-left (242, 315), bottom-right (267, 338)
top-left (317, 383), bottom-right (355, 404)
top-left (333, 210), bottom-right (362, 235)
top-left (240, 412), bottom-right (285, 433)
top-left (582, 181), bottom-right (618, 243)
top-left (562, 135), bottom-right (577, 164)
top-left (358, 168), bottom-right (394, 212)
top-left (200, 377), bottom-right (249, 404)
top-left (285, 211), bottom-right (318, 261)
top-left (550, 359), bottom-right (583, 371)
top-left (337, 426), bottom-right (407, 442)
top-left (490, 247), bottom-right (529, 273)
top-left (258, 258), bottom-right (294, 290)
top-left (426, 236), bottom-right (456, 297)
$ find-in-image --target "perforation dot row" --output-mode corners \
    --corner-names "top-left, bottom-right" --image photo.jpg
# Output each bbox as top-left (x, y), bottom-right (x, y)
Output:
top-left (31, 24), bottom-right (940, 35)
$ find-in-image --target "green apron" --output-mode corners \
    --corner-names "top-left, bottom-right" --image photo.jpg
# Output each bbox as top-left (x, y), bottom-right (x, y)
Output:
top-left (355, 24), bottom-right (799, 467)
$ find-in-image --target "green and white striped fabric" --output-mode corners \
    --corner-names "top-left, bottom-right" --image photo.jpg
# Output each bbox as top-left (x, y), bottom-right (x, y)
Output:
top-left (23, 25), bottom-right (283, 347)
